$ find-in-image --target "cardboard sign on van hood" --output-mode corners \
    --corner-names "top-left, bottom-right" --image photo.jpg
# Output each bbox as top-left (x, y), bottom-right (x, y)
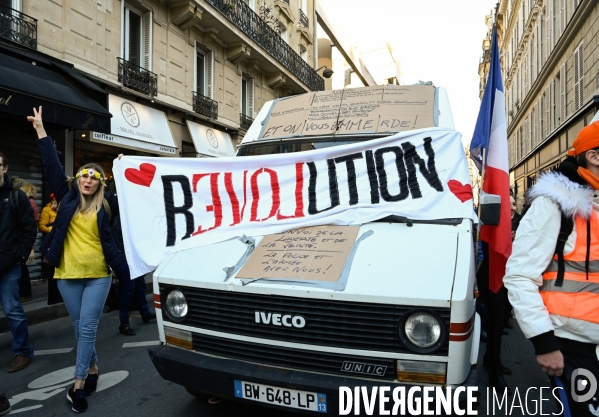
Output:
top-left (113, 128), bottom-right (473, 278)
top-left (260, 85), bottom-right (435, 140)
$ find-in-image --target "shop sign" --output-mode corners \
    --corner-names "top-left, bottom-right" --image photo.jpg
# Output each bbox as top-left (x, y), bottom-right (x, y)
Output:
top-left (186, 120), bottom-right (235, 157)
top-left (0, 94), bottom-right (12, 106)
top-left (108, 95), bottom-right (177, 155)
top-left (91, 132), bottom-right (176, 155)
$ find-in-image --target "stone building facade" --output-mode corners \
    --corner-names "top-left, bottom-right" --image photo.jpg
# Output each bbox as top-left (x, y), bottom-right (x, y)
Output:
top-left (482, 0), bottom-right (598, 209)
top-left (0, 0), bottom-right (334, 278)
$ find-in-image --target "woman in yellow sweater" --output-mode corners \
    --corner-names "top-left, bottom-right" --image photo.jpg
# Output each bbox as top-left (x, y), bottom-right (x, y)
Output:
top-left (29, 107), bottom-right (130, 413)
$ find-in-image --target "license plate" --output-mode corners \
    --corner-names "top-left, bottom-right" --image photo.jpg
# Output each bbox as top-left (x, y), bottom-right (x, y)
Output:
top-left (234, 380), bottom-right (327, 413)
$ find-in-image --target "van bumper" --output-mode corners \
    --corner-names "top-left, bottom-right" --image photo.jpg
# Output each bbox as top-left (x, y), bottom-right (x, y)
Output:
top-left (148, 344), bottom-right (479, 416)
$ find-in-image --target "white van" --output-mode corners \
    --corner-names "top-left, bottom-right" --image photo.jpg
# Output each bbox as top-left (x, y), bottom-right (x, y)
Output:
top-left (148, 85), bottom-right (480, 415)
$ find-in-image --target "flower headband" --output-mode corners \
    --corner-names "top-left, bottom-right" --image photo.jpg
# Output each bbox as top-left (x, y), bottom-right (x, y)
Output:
top-left (76, 168), bottom-right (106, 185)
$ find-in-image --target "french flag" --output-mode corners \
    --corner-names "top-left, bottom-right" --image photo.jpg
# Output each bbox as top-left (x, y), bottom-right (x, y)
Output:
top-left (470, 25), bottom-right (512, 293)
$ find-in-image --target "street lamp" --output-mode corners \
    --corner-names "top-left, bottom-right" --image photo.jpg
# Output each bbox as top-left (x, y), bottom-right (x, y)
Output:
top-left (315, 65), bottom-right (334, 78)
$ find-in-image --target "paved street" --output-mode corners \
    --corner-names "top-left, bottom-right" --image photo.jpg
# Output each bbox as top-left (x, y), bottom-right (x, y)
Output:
top-left (0, 305), bottom-right (558, 417)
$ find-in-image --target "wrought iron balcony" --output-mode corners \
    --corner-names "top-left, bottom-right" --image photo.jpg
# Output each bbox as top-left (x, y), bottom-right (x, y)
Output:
top-left (205, 0), bottom-right (323, 91)
top-left (0, 4), bottom-right (37, 49)
top-left (240, 113), bottom-right (254, 130)
top-left (299, 9), bottom-right (308, 28)
top-left (117, 58), bottom-right (158, 97)
top-left (193, 91), bottom-right (218, 119)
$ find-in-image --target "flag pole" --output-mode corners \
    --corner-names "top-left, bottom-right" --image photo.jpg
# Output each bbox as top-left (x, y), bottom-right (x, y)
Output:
top-left (475, 148), bottom-right (486, 269)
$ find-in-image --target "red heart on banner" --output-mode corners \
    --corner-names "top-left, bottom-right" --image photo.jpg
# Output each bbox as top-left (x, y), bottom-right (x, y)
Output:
top-left (447, 180), bottom-right (473, 203)
top-left (125, 163), bottom-right (156, 187)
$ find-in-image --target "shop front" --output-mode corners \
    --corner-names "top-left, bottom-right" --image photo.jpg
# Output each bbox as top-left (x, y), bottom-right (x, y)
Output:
top-left (0, 42), bottom-right (112, 280)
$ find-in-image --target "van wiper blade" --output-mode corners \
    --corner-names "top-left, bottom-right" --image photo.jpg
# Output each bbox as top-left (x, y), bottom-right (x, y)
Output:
top-left (374, 216), bottom-right (463, 226)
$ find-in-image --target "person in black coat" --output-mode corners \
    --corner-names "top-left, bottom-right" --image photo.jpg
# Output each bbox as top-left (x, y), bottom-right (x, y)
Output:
top-left (0, 152), bottom-right (37, 374)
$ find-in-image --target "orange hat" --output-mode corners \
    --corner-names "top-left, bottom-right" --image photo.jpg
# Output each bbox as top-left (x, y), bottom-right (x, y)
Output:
top-left (568, 121), bottom-right (599, 156)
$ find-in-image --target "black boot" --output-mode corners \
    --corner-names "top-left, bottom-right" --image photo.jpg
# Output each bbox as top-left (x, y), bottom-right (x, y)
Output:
top-left (119, 322), bottom-right (136, 336)
top-left (142, 313), bottom-right (156, 324)
top-left (489, 371), bottom-right (512, 396)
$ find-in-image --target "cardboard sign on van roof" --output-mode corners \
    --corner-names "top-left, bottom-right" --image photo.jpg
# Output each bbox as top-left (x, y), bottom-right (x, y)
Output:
top-left (260, 85), bottom-right (435, 140)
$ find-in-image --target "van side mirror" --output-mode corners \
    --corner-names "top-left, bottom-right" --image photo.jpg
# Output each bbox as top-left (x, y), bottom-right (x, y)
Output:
top-left (479, 193), bottom-right (501, 226)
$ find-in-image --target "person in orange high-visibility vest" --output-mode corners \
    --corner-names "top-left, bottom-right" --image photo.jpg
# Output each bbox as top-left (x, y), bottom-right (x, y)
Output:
top-left (504, 120), bottom-right (599, 416)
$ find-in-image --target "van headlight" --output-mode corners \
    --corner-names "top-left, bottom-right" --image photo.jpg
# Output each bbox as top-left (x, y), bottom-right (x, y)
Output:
top-left (165, 289), bottom-right (188, 322)
top-left (399, 311), bottom-right (445, 353)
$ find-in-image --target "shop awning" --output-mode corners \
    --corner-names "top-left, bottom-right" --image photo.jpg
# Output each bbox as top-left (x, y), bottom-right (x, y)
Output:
top-left (0, 51), bottom-right (111, 132)
top-left (186, 120), bottom-right (236, 157)
top-left (89, 95), bottom-right (177, 156)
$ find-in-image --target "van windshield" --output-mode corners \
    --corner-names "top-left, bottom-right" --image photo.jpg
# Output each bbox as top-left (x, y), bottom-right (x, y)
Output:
top-left (237, 139), bottom-right (367, 157)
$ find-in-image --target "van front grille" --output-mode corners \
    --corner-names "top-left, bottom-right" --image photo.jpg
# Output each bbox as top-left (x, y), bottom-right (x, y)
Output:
top-left (160, 286), bottom-right (450, 354)
top-left (191, 332), bottom-right (397, 380)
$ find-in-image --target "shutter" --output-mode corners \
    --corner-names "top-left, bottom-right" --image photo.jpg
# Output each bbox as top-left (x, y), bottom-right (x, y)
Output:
top-left (534, 104), bottom-right (539, 147)
top-left (142, 10), bottom-right (152, 71)
top-left (560, 0), bottom-right (566, 37)
top-left (0, 113), bottom-right (43, 279)
top-left (539, 22), bottom-right (543, 69)
top-left (247, 77), bottom-right (254, 117)
top-left (517, 126), bottom-right (522, 160)
top-left (121, 1), bottom-right (126, 59)
top-left (560, 64), bottom-right (566, 123)
top-left (527, 115), bottom-right (532, 154)
top-left (573, 46), bottom-right (580, 110)
top-left (574, 43), bottom-right (583, 111)
top-left (12, 0), bottom-right (21, 11)
top-left (544, 86), bottom-right (551, 134)
top-left (552, 77), bottom-right (557, 130)
top-left (545, 8), bottom-right (551, 59)
top-left (206, 50), bottom-right (213, 99)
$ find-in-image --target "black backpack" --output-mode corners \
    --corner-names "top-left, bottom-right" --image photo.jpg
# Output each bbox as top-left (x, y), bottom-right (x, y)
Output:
top-left (551, 157), bottom-right (586, 287)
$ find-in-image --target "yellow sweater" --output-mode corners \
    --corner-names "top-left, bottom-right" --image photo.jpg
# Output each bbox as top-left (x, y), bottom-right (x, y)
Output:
top-left (54, 212), bottom-right (109, 279)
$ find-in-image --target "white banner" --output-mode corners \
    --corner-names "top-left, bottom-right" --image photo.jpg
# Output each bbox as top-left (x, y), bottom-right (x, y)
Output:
top-left (113, 128), bottom-right (474, 278)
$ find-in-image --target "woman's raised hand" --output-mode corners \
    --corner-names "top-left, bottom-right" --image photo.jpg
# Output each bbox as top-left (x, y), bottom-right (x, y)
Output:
top-left (27, 106), bottom-right (47, 139)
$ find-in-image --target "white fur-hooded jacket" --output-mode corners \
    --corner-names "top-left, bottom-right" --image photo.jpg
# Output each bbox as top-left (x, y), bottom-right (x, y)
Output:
top-left (503, 171), bottom-right (599, 355)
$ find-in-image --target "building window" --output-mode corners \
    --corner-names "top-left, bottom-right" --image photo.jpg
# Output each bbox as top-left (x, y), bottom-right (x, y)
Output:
top-left (299, 44), bottom-right (307, 62)
top-left (559, 63), bottom-right (566, 123)
top-left (278, 21), bottom-right (287, 43)
top-left (195, 47), bottom-right (213, 98)
top-left (241, 0), bottom-right (255, 9)
top-left (573, 42), bottom-right (584, 111)
top-left (123, 4), bottom-right (152, 70)
top-left (0, 0), bottom-right (21, 11)
top-left (241, 75), bottom-right (254, 118)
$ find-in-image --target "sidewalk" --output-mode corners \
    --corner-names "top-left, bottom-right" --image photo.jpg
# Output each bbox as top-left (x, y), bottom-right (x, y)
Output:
top-left (0, 276), bottom-right (153, 334)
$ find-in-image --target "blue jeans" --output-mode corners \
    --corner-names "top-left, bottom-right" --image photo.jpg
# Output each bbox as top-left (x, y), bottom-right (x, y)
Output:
top-left (58, 277), bottom-right (111, 379)
top-left (119, 275), bottom-right (152, 323)
top-left (0, 264), bottom-right (33, 358)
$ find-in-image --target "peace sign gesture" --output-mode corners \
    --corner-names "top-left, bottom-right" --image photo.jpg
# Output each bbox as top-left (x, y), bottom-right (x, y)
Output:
top-left (27, 106), bottom-right (47, 139)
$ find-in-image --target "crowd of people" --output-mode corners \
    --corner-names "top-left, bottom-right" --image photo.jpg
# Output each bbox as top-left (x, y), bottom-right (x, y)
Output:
top-left (0, 107), bottom-right (155, 414)
top-left (4, 108), bottom-right (599, 415)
